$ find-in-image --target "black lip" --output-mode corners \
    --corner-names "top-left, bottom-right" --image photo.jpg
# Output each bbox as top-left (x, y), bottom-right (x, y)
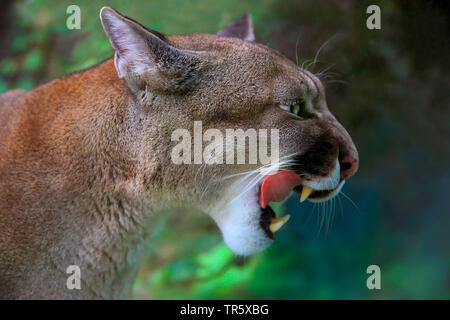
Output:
top-left (293, 184), bottom-right (338, 200)
top-left (309, 189), bottom-right (334, 199)
top-left (260, 205), bottom-right (276, 240)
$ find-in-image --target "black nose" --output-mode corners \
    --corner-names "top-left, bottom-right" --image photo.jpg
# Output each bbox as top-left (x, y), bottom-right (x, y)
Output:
top-left (340, 155), bottom-right (358, 180)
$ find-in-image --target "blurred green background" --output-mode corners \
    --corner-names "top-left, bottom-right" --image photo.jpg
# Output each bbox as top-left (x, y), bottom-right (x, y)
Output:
top-left (1, 0), bottom-right (448, 299)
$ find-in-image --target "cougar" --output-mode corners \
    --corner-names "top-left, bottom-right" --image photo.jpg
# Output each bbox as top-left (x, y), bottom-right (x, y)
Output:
top-left (0, 7), bottom-right (358, 299)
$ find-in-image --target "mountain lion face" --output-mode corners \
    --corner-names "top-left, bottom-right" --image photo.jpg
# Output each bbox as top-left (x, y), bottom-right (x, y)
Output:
top-left (101, 8), bottom-right (358, 256)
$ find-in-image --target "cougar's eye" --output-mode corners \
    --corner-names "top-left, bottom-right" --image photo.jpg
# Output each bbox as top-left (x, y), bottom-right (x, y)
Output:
top-left (279, 101), bottom-right (313, 119)
top-left (279, 104), bottom-right (290, 112)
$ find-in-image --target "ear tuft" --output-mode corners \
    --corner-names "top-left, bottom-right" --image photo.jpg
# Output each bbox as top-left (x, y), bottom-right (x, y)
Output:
top-left (217, 13), bottom-right (255, 41)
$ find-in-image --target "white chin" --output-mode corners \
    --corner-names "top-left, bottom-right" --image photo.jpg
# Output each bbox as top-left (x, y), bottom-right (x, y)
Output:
top-left (221, 206), bottom-right (273, 256)
top-left (208, 184), bottom-right (273, 256)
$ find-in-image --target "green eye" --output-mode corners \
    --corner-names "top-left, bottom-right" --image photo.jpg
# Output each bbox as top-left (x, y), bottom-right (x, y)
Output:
top-left (297, 102), bottom-right (313, 119)
top-left (280, 101), bottom-right (312, 119)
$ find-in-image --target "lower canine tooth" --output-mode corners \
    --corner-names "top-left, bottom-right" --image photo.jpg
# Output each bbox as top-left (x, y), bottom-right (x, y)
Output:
top-left (269, 215), bottom-right (290, 233)
top-left (300, 185), bottom-right (313, 202)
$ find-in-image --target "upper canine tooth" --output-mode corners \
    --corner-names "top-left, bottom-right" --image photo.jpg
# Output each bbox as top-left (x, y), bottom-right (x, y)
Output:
top-left (300, 185), bottom-right (313, 202)
top-left (269, 214), bottom-right (290, 233)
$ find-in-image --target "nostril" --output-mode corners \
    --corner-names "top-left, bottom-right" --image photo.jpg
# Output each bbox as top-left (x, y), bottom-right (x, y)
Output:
top-left (340, 155), bottom-right (358, 178)
top-left (341, 161), bottom-right (352, 171)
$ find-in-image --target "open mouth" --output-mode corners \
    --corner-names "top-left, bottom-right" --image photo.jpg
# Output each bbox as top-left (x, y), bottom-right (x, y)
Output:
top-left (258, 170), bottom-right (344, 239)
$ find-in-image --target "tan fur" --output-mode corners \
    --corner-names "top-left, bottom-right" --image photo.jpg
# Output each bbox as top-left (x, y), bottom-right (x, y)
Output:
top-left (0, 8), bottom-right (357, 299)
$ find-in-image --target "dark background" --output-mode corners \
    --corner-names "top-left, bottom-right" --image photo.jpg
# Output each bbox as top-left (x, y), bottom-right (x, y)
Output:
top-left (0, 0), bottom-right (448, 299)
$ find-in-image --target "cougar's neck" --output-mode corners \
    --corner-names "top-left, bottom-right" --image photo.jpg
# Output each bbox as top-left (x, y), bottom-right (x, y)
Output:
top-left (33, 59), bottom-right (168, 298)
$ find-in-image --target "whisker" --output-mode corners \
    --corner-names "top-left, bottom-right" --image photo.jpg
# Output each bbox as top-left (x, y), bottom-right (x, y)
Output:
top-left (201, 151), bottom-right (302, 207)
top-left (301, 59), bottom-right (313, 70)
top-left (337, 194), bottom-right (344, 219)
top-left (326, 80), bottom-right (349, 85)
top-left (316, 64), bottom-right (336, 76)
top-left (312, 34), bottom-right (337, 71)
top-left (295, 32), bottom-right (301, 67)
top-left (317, 202), bottom-right (326, 236)
top-left (340, 191), bottom-right (361, 213)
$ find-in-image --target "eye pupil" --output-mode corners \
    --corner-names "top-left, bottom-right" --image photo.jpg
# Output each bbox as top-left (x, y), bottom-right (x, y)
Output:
top-left (279, 101), bottom-right (312, 119)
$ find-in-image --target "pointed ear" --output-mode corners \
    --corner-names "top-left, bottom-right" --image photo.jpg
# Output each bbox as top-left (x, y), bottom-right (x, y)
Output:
top-left (99, 7), bottom-right (204, 93)
top-left (216, 13), bottom-right (255, 41)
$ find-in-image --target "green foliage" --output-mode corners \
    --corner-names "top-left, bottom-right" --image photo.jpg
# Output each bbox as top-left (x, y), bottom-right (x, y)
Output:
top-left (23, 49), bottom-right (43, 72)
top-left (0, 59), bottom-right (17, 76)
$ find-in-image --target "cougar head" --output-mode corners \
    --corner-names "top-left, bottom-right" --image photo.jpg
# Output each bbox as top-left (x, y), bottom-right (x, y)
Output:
top-left (100, 7), bottom-right (358, 256)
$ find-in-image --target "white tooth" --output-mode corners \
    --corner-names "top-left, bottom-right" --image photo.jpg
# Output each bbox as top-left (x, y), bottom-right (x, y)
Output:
top-left (300, 185), bottom-right (313, 202)
top-left (269, 214), bottom-right (291, 233)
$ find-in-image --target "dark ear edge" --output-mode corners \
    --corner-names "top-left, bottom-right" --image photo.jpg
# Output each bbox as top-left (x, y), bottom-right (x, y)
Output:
top-left (99, 7), bottom-right (206, 93)
top-left (216, 13), bottom-right (255, 41)
top-left (100, 7), bottom-right (168, 46)
top-left (99, 6), bottom-right (157, 78)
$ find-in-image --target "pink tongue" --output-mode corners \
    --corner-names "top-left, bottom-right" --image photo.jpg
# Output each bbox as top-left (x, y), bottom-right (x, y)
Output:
top-left (259, 171), bottom-right (302, 208)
